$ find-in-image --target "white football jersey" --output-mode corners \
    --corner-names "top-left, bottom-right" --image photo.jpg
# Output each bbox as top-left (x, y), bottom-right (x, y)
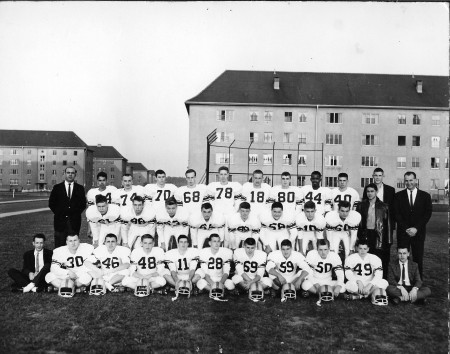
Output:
top-left (112, 185), bottom-right (145, 208)
top-left (331, 187), bottom-right (360, 210)
top-left (206, 181), bottom-right (243, 215)
top-left (129, 247), bottom-right (166, 276)
top-left (241, 182), bottom-right (272, 216)
top-left (51, 243), bottom-right (94, 271)
top-left (259, 210), bottom-right (297, 249)
top-left (175, 184), bottom-right (208, 216)
top-left (300, 185), bottom-right (332, 215)
top-left (86, 185), bottom-right (117, 206)
top-left (295, 212), bottom-right (326, 240)
top-left (266, 185), bottom-right (303, 214)
top-left (165, 248), bottom-right (199, 276)
top-left (86, 204), bottom-right (121, 243)
top-left (189, 211), bottom-right (226, 247)
top-left (120, 204), bottom-right (156, 244)
top-left (143, 183), bottom-right (178, 213)
top-left (306, 250), bottom-right (344, 282)
top-left (344, 253), bottom-right (383, 283)
top-left (89, 245), bottom-right (130, 271)
top-left (325, 210), bottom-right (361, 233)
top-left (227, 212), bottom-right (261, 245)
top-left (199, 247), bottom-right (233, 278)
top-left (266, 250), bottom-right (311, 278)
top-left (233, 248), bottom-right (267, 279)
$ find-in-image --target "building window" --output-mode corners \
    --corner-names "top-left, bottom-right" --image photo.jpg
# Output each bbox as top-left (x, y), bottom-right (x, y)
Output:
top-left (111, 175), bottom-right (115, 179)
top-left (326, 155), bottom-right (342, 166)
top-left (249, 111), bottom-right (259, 122)
top-left (412, 114), bottom-right (421, 125)
top-left (102, 160), bottom-right (106, 165)
top-left (298, 155), bottom-right (307, 166)
top-left (398, 115), bottom-right (406, 124)
top-left (27, 179), bottom-right (31, 185)
top-left (11, 149), bottom-right (18, 155)
top-left (362, 113), bottom-right (379, 125)
top-left (63, 160), bottom-right (67, 166)
top-left (73, 161), bottom-right (77, 166)
top-left (283, 133), bottom-right (293, 143)
top-left (362, 135), bottom-right (379, 146)
top-left (27, 169), bottom-right (31, 175)
top-left (431, 137), bottom-right (440, 148)
top-left (298, 133), bottom-right (307, 144)
top-left (263, 154), bottom-right (272, 165)
top-left (111, 167), bottom-right (115, 172)
top-left (431, 157), bottom-right (440, 169)
top-left (249, 154), bottom-right (258, 165)
top-left (10, 159), bottom-right (19, 166)
top-left (51, 179), bottom-right (56, 185)
top-left (445, 158), bottom-right (449, 169)
top-left (53, 150), bottom-right (57, 155)
top-left (284, 112), bottom-right (293, 123)
top-left (397, 179), bottom-right (405, 189)
top-left (398, 136), bottom-right (406, 146)
top-left (97, 168), bottom-right (102, 172)
top-left (326, 177), bottom-right (338, 187)
top-left (361, 178), bottom-right (374, 188)
top-left (26, 160), bottom-right (31, 166)
top-left (361, 156), bottom-right (379, 167)
top-left (298, 113), bottom-right (307, 123)
top-left (63, 150), bottom-right (67, 155)
top-left (10, 179), bottom-right (18, 185)
top-left (327, 113), bottom-right (342, 124)
top-left (217, 110), bottom-right (234, 121)
top-left (10, 169), bottom-right (18, 175)
top-left (74, 151), bottom-right (78, 156)
top-left (53, 161), bottom-right (56, 165)
top-left (430, 179), bottom-right (439, 190)
top-left (216, 131), bottom-right (234, 143)
top-left (264, 132), bottom-right (273, 143)
top-left (283, 154), bottom-right (292, 165)
top-left (215, 153), bottom-right (234, 164)
top-left (52, 170), bottom-right (57, 175)
top-left (432, 116), bottom-right (440, 126)
top-left (297, 176), bottom-right (306, 186)
top-left (39, 174), bottom-right (44, 180)
top-left (412, 136), bottom-right (420, 147)
top-left (412, 157), bottom-right (420, 168)
top-left (249, 132), bottom-right (258, 142)
top-left (397, 157), bottom-right (406, 168)
top-left (27, 149), bottom-right (31, 154)
top-left (326, 134), bottom-right (342, 145)
top-left (40, 164), bottom-right (45, 171)
top-left (40, 155), bottom-right (45, 162)
top-left (264, 111), bottom-right (273, 122)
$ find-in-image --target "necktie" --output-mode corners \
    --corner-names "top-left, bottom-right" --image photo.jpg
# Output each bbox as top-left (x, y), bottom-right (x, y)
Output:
top-left (409, 190), bottom-right (413, 209)
top-left (35, 251), bottom-right (40, 273)
top-left (68, 183), bottom-right (72, 199)
top-left (401, 263), bottom-right (405, 286)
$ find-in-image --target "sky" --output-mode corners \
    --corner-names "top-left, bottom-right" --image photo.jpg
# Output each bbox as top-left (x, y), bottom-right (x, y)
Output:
top-left (0, 2), bottom-right (448, 176)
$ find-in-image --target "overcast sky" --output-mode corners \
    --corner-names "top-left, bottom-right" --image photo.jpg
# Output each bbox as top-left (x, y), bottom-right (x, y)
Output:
top-left (0, 2), bottom-right (448, 176)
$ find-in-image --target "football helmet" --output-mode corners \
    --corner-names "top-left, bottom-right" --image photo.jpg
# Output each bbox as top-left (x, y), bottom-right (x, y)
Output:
top-left (209, 282), bottom-right (225, 300)
top-left (248, 282), bottom-right (264, 302)
top-left (89, 278), bottom-right (106, 296)
top-left (281, 283), bottom-right (296, 301)
top-left (318, 285), bottom-right (334, 302)
top-left (371, 288), bottom-right (388, 306)
top-left (58, 278), bottom-right (75, 298)
top-left (177, 280), bottom-right (192, 298)
top-left (135, 278), bottom-right (150, 298)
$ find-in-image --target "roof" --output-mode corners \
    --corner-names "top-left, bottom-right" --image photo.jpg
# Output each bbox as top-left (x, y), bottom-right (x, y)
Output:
top-left (185, 70), bottom-right (449, 111)
top-left (88, 145), bottom-right (127, 160)
top-left (128, 162), bottom-right (148, 171)
top-left (0, 129), bottom-right (89, 148)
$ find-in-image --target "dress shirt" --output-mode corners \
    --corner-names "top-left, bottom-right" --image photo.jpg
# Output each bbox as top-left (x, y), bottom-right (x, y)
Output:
top-left (407, 188), bottom-right (417, 207)
top-left (398, 260), bottom-right (411, 286)
top-left (34, 250), bottom-right (44, 273)
top-left (377, 184), bottom-right (384, 202)
top-left (64, 181), bottom-right (72, 199)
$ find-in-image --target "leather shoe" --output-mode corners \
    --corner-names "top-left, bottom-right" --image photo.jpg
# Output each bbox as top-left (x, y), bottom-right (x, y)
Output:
top-left (391, 297), bottom-right (400, 306)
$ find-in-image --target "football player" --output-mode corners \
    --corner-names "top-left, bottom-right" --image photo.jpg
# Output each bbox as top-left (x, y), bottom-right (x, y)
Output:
top-left (120, 196), bottom-right (156, 250)
top-left (143, 169), bottom-right (177, 214)
top-left (112, 174), bottom-right (145, 208)
top-left (85, 234), bottom-right (131, 293)
top-left (344, 238), bottom-right (388, 301)
top-left (227, 202), bottom-right (261, 250)
top-left (122, 234), bottom-right (167, 293)
top-left (189, 203), bottom-right (225, 249)
top-left (45, 234), bottom-right (93, 296)
top-left (196, 234), bottom-right (235, 294)
top-left (232, 237), bottom-right (272, 294)
top-left (301, 239), bottom-right (345, 298)
top-left (296, 201), bottom-right (326, 255)
top-left (331, 173), bottom-right (360, 211)
top-left (86, 195), bottom-right (121, 247)
top-left (175, 169), bottom-right (208, 217)
top-left (155, 196), bottom-right (189, 251)
top-left (164, 235), bottom-right (201, 292)
top-left (241, 170), bottom-right (272, 217)
top-left (325, 200), bottom-right (361, 258)
top-left (86, 172), bottom-right (117, 206)
top-left (266, 172), bottom-right (303, 215)
top-left (300, 171), bottom-right (332, 216)
top-left (206, 166), bottom-right (243, 216)
top-left (266, 239), bottom-right (311, 298)
top-left (259, 202), bottom-right (297, 254)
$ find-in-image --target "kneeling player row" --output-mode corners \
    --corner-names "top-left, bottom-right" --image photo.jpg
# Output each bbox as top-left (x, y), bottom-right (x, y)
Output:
top-left (46, 233), bottom-right (389, 305)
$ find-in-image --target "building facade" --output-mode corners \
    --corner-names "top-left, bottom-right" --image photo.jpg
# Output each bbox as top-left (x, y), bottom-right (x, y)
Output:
top-left (127, 162), bottom-right (152, 186)
top-left (0, 130), bottom-right (93, 191)
top-left (185, 71), bottom-right (449, 197)
top-left (89, 145), bottom-right (128, 189)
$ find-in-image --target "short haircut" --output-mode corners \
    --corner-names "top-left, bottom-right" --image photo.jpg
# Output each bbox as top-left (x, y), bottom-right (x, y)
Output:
top-left (218, 166), bottom-right (229, 173)
top-left (373, 167), bottom-right (384, 174)
top-left (64, 167), bottom-right (77, 174)
top-left (239, 202), bottom-right (251, 210)
top-left (141, 234), bottom-right (154, 242)
top-left (311, 171), bottom-right (322, 178)
top-left (155, 169), bottom-right (166, 177)
top-left (185, 169), bottom-right (196, 177)
top-left (244, 237), bottom-right (256, 246)
top-left (209, 233), bottom-right (221, 242)
top-left (280, 239), bottom-right (292, 248)
top-left (338, 200), bottom-right (351, 210)
top-left (271, 202), bottom-right (283, 210)
top-left (122, 173), bottom-right (132, 178)
top-left (177, 234), bottom-right (188, 242)
top-left (397, 246), bottom-right (410, 252)
top-left (253, 169), bottom-right (263, 176)
top-left (366, 183), bottom-right (378, 191)
top-left (338, 173), bottom-right (348, 179)
top-left (404, 171), bottom-right (417, 179)
top-left (281, 171), bottom-right (291, 178)
top-left (355, 237), bottom-right (369, 248)
top-left (97, 172), bottom-right (107, 180)
top-left (303, 201), bottom-right (316, 210)
top-left (105, 233), bottom-right (117, 241)
top-left (201, 202), bottom-right (213, 211)
top-left (316, 239), bottom-right (330, 248)
top-left (133, 196), bottom-right (145, 204)
top-left (33, 233), bottom-right (46, 242)
top-left (95, 195), bottom-right (108, 204)
top-left (165, 196), bottom-right (178, 206)
top-left (66, 234), bottom-right (79, 240)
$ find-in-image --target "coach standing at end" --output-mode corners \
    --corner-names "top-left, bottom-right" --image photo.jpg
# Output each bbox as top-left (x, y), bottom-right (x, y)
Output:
top-left (394, 171), bottom-right (432, 279)
top-left (49, 167), bottom-right (87, 248)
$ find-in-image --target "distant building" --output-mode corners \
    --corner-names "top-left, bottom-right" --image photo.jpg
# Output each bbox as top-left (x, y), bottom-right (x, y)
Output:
top-left (185, 70), bottom-right (449, 195)
top-left (89, 145), bottom-right (127, 188)
top-left (0, 129), bottom-right (93, 191)
top-left (127, 162), bottom-right (152, 186)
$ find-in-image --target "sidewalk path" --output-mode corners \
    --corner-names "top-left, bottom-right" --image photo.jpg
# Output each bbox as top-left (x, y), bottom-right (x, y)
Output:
top-left (0, 198), bottom-right (48, 204)
top-left (0, 208), bottom-right (49, 218)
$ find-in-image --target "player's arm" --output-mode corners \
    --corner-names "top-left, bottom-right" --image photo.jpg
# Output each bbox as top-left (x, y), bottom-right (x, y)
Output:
top-left (84, 256), bottom-right (103, 278)
top-left (333, 263), bottom-right (345, 296)
top-left (324, 189), bottom-right (332, 213)
top-left (220, 256), bottom-right (232, 284)
top-left (50, 257), bottom-right (71, 279)
top-left (266, 259), bottom-right (286, 285)
top-left (188, 256), bottom-right (199, 281)
top-left (288, 221), bottom-right (297, 244)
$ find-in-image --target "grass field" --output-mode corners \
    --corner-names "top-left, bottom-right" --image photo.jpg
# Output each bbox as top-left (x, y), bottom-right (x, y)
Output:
top-left (0, 210), bottom-right (447, 354)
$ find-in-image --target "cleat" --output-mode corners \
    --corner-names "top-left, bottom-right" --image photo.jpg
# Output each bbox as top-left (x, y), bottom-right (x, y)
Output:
top-left (270, 289), bottom-right (278, 298)
top-left (344, 293), bottom-right (362, 301)
top-left (301, 290), bottom-right (310, 298)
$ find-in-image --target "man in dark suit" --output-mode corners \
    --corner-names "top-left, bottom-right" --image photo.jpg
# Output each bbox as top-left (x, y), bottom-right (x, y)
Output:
top-left (8, 233), bottom-right (53, 292)
top-left (49, 167), bottom-right (87, 248)
top-left (394, 171), bottom-right (432, 278)
top-left (386, 247), bottom-right (431, 305)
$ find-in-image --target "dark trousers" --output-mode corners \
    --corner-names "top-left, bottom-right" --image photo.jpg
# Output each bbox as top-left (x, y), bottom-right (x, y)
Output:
top-left (8, 264), bottom-right (51, 288)
top-left (366, 229), bottom-right (391, 279)
top-left (386, 284), bottom-right (431, 301)
top-left (397, 232), bottom-right (425, 279)
top-left (54, 219), bottom-right (74, 248)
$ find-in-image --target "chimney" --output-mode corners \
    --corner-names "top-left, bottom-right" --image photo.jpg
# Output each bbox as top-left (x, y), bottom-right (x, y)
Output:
top-left (274, 76), bottom-right (280, 90)
top-left (416, 80), bottom-right (423, 93)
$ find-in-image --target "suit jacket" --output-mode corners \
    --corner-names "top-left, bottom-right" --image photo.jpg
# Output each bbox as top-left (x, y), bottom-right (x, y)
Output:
top-left (22, 248), bottom-right (53, 275)
top-left (394, 189), bottom-right (432, 239)
top-left (387, 260), bottom-right (422, 288)
top-left (49, 181), bottom-right (87, 233)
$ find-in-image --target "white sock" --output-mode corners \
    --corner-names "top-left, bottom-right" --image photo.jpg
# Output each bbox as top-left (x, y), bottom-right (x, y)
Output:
top-left (23, 282), bottom-right (35, 293)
